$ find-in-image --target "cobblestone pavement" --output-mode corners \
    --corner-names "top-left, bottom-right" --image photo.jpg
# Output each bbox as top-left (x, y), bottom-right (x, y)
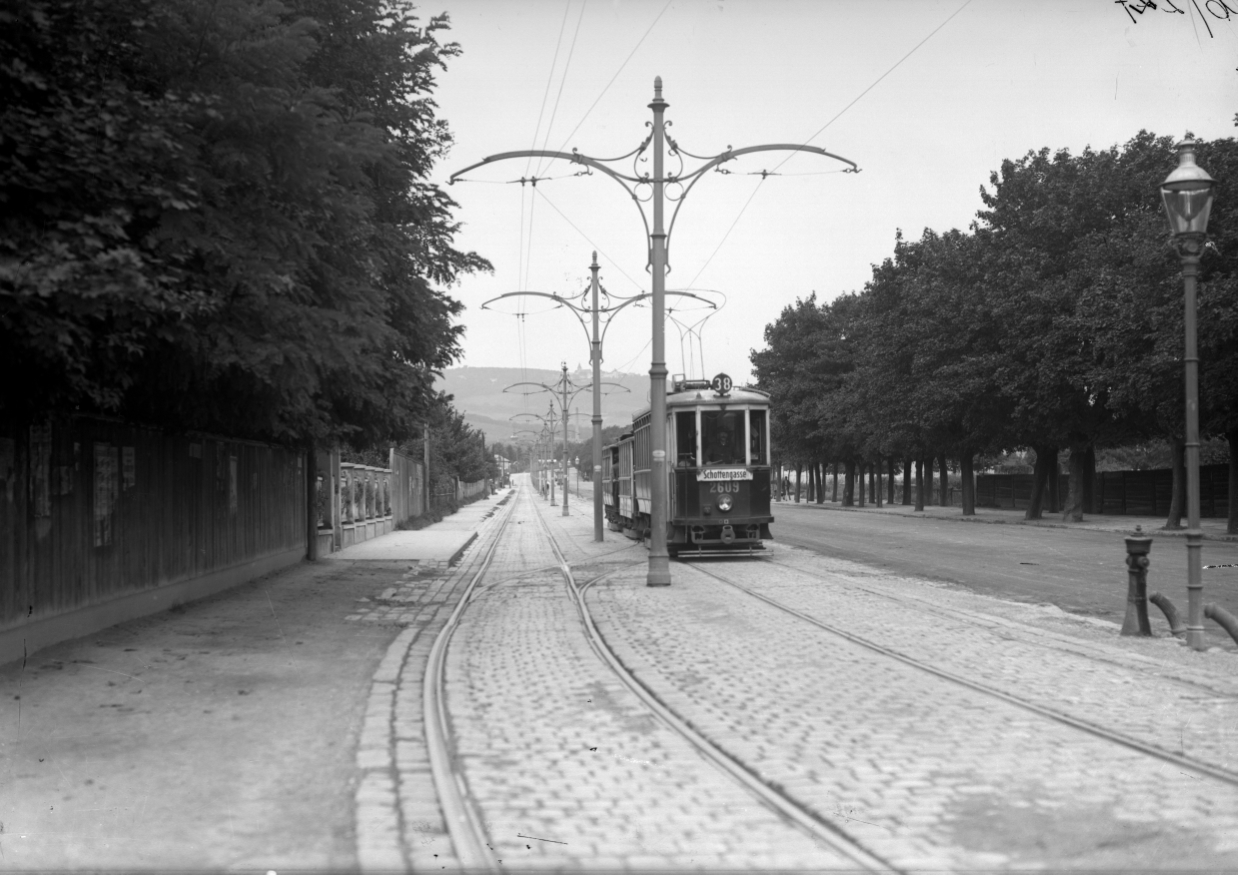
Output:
top-left (585, 539), bottom-right (1238, 871)
top-left (438, 482), bottom-right (871, 871)
top-left (759, 547), bottom-right (1238, 769)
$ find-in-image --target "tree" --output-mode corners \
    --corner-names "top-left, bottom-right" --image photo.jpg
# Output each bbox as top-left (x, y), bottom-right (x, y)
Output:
top-left (974, 141), bottom-right (1169, 520)
top-left (751, 294), bottom-right (860, 503)
top-left (0, 0), bottom-right (488, 448)
top-left (843, 228), bottom-right (1007, 515)
top-left (0, 0), bottom-right (213, 413)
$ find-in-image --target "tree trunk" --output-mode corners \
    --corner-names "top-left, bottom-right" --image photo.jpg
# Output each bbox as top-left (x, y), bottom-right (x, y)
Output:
top-left (857, 461), bottom-right (866, 507)
top-left (1083, 445), bottom-right (1096, 514)
top-left (816, 463), bottom-right (826, 505)
top-left (305, 442), bottom-right (319, 561)
top-left (1061, 443), bottom-right (1089, 522)
top-left (832, 462), bottom-right (839, 502)
top-left (887, 456), bottom-right (896, 505)
top-left (938, 452), bottom-right (949, 507)
top-left (1166, 436), bottom-right (1185, 529)
top-left (795, 465), bottom-right (801, 503)
top-left (960, 449), bottom-right (976, 515)
top-left (1047, 453), bottom-right (1060, 514)
top-left (902, 458), bottom-right (912, 505)
top-left (914, 457), bottom-right (925, 511)
top-left (1228, 428), bottom-right (1238, 535)
top-left (874, 455), bottom-right (882, 508)
top-left (843, 459), bottom-right (856, 506)
top-left (1026, 444), bottom-right (1056, 520)
top-left (807, 463), bottom-right (816, 503)
top-left (924, 455), bottom-right (935, 505)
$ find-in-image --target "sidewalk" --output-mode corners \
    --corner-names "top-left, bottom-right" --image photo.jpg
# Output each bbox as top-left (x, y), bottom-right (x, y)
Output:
top-left (0, 488), bottom-right (511, 873)
top-left (333, 493), bottom-right (505, 564)
top-left (777, 494), bottom-right (1238, 541)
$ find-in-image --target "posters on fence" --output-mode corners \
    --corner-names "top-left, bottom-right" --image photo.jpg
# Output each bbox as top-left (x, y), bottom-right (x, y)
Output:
top-left (94, 442), bottom-right (119, 546)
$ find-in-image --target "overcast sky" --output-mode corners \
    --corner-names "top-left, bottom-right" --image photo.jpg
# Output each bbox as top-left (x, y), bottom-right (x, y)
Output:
top-left (426, 0), bottom-right (1237, 385)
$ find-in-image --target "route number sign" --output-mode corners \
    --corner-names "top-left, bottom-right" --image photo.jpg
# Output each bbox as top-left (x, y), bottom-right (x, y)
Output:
top-left (711, 373), bottom-right (733, 394)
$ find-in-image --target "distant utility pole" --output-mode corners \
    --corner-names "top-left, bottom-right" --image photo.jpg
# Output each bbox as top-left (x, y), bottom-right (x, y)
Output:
top-left (453, 77), bottom-right (858, 586)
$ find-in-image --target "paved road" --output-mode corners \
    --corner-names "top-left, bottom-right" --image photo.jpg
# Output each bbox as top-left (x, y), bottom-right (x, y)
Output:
top-left (770, 501), bottom-right (1238, 626)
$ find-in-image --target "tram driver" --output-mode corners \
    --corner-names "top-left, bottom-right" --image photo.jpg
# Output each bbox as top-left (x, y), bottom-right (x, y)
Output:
top-left (705, 421), bottom-right (740, 464)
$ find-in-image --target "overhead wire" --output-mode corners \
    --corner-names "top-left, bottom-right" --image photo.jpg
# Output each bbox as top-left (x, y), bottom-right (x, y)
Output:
top-left (535, 1), bottom-right (587, 178)
top-left (469, 0), bottom-right (676, 381)
top-left (686, 177), bottom-right (767, 289)
top-left (687, 0), bottom-right (974, 288)
top-left (552, 0), bottom-right (674, 156)
top-left (532, 186), bottom-right (645, 292)
top-left (518, 0), bottom-right (574, 390)
top-left (770, 0), bottom-right (974, 174)
top-left (614, 338), bottom-right (653, 374)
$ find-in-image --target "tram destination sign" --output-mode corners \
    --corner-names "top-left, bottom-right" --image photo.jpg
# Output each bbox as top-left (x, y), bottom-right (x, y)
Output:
top-left (696, 468), bottom-right (753, 482)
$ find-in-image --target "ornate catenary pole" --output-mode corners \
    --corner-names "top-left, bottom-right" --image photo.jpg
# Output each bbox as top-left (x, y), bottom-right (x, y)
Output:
top-left (590, 253), bottom-right (604, 541)
top-left (451, 77), bottom-right (858, 586)
top-left (647, 81), bottom-right (671, 584)
top-left (560, 362), bottom-right (570, 517)
top-left (1160, 138), bottom-right (1215, 651)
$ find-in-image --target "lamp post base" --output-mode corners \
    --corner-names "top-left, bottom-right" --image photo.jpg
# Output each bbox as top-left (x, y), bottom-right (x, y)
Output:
top-left (646, 555), bottom-right (671, 587)
top-left (1186, 529), bottom-right (1205, 650)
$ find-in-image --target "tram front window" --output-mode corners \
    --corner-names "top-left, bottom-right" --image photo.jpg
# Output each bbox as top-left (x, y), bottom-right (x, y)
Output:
top-left (702, 411), bottom-right (741, 464)
top-left (675, 412), bottom-right (697, 467)
top-left (749, 409), bottom-right (767, 465)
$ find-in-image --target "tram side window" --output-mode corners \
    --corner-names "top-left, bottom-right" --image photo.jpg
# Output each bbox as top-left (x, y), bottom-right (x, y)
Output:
top-left (702, 411), bottom-right (741, 465)
top-left (675, 412), bottom-right (697, 467)
top-left (749, 409), bottom-right (768, 465)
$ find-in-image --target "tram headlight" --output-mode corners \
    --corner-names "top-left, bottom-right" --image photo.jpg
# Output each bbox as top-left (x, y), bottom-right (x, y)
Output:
top-left (716, 493), bottom-right (733, 513)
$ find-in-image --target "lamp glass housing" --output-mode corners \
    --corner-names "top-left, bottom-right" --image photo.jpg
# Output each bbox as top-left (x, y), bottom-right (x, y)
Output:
top-left (1160, 141), bottom-right (1215, 238)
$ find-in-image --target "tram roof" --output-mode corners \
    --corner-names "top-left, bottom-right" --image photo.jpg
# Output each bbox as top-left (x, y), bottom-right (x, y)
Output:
top-left (629, 382), bottom-right (770, 421)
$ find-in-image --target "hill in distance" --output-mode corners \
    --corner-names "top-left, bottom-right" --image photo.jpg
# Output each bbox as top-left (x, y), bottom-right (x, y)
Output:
top-left (435, 366), bottom-right (653, 445)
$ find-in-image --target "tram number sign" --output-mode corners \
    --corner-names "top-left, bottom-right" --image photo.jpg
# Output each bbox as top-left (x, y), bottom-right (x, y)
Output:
top-left (711, 372), bottom-right (733, 394)
top-left (697, 468), bottom-right (752, 482)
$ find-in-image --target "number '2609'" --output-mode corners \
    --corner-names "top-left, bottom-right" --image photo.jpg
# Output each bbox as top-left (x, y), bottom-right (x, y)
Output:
top-left (709, 483), bottom-right (740, 493)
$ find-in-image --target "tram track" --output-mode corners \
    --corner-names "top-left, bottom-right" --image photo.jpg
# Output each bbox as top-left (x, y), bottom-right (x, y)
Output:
top-left (684, 554), bottom-right (1238, 791)
top-left (423, 484), bottom-right (521, 872)
top-left (526, 498), bottom-right (903, 873)
top-left (756, 551), bottom-right (1238, 693)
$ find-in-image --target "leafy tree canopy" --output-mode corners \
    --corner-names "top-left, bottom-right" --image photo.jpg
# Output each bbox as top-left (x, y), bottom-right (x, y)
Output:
top-left (1, 0), bottom-right (489, 448)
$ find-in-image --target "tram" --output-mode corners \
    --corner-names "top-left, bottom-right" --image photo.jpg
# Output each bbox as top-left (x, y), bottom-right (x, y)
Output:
top-left (601, 373), bottom-right (773, 556)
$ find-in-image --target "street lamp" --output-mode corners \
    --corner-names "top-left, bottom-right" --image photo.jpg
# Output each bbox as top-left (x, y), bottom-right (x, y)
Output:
top-left (1160, 138), bottom-right (1216, 652)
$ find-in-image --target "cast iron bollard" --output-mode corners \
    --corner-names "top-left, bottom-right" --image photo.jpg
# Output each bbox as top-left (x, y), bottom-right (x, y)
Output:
top-left (1121, 526), bottom-right (1153, 637)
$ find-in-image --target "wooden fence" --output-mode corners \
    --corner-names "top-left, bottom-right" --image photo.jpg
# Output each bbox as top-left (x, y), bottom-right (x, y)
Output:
top-left (974, 474), bottom-right (1070, 512)
top-left (1, 416), bottom-right (306, 664)
top-left (976, 465), bottom-right (1229, 517)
